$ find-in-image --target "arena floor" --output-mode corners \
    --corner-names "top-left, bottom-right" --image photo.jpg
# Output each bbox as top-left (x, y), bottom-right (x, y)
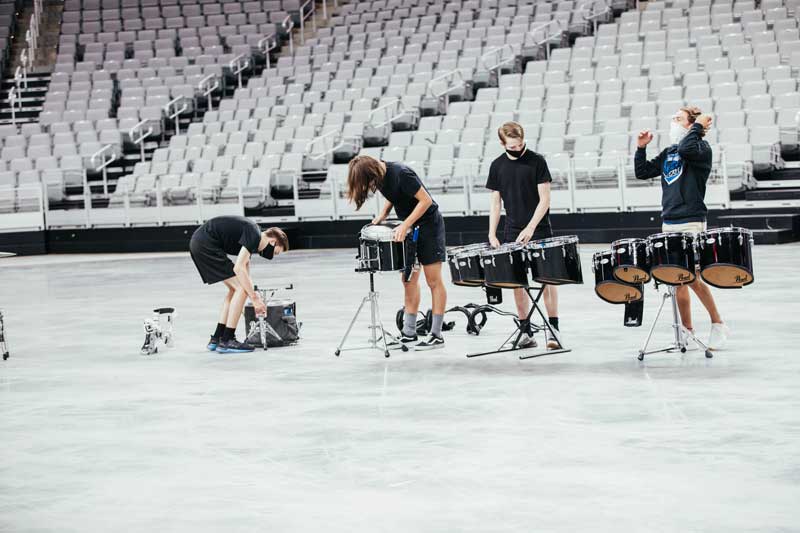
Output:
top-left (1, 244), bottom-right (799, 532)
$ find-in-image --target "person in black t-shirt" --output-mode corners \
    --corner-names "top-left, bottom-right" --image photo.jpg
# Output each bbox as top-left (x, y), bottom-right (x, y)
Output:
top-left (189, 216), bottom-right (290, 353)
top-left (487, 122), bottom-right (561, 350)
top-left (346, 155), bottom-right (447, 351)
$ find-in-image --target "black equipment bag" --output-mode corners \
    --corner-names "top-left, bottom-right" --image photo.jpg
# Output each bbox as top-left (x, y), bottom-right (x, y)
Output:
top-left (244, 301), bottom-right (300, 347)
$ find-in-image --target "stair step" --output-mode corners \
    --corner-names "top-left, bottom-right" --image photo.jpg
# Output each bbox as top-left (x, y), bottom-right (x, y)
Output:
top-left (755, 179), bottom-right (800, 189)
top-left (744, 187), bottom-right (800, 201)
top-left (717, 213), bottom-right (800, 232)
top-left (750, 228), bottom-right (798, 245)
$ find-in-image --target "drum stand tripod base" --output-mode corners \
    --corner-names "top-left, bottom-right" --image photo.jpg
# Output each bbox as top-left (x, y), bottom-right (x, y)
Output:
top-left (335, 272), bottom-right (403, 359)
top-left (638, 285), bottom-right (713, 361)
top-left (466, 285), bottom-right (571, 360)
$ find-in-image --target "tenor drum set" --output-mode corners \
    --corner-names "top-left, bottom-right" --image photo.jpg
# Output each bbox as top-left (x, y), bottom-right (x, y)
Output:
top-left (448, 235), bottom-right (583, 359)
top-left (590, 226), bottom-right (755, 360)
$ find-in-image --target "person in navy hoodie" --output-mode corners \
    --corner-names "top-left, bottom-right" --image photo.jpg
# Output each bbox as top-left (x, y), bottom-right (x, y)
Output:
top-left (634, 105), bottom-right (729, 350)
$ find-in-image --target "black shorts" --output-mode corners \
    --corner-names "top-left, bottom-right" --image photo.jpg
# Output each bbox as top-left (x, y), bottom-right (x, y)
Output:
top-left (189, 227), bottom-right (235, 285)
top-left (502, 225), bottom-right (554, 244)
top-left (414, 211), bottom-right (447, 266)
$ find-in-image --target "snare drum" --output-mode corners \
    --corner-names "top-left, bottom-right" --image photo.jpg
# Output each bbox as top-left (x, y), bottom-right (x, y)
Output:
top-left (611, 238), bottom-right (651, 284)
top-left (593, 250), bottom-right (643, 304)
top-left (481, 243), bottom-right (529, 289)
top-left (697, 227), bottom-right (755, 288)
top-left (448, 243), bottom-right (490, 287)
top-left (358, 222), bottom-right (410, 272)
top-left (526, 235), bottom-right (583, 285)
top-left (647, 232), bottom-right (696, 285)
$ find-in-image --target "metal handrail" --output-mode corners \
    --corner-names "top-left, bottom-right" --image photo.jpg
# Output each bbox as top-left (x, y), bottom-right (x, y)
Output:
top-left (282, 15), bottom-right (295, 55)
top-left (228, 53), bottom-right (251, 89)
top-left (7, 88), bottom-right (16, 124)
top-left (368, 98), bottom-right (414, 129)
top-left (581, 0), bottom-right (612, 33)
top-left (15, 65), bottom-right (26, 92)
top-left (198, 74), bottom-right (219, 111)
top-left (299, 0), bottom-right (316, 44)
top-left (258, 34), bottom-right (277, 70)
top-left (530, 19), bottom-right (567, 61)
top-left (129, 119), bottom-right (153, 162)
top-left (164, 96), bottom-right (188, 136)
top-left (427, 69), bottom-right (465, 113)
top-left (90, 144), bottom-right (117, 195)
top-left (480, 44), bottom-right (515, 71)
top-left (304, 128), bottom-right (340, 159)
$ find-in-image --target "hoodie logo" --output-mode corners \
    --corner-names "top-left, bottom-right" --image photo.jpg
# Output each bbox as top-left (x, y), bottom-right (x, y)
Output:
top-left (663, 152), bottom-right (683, 186)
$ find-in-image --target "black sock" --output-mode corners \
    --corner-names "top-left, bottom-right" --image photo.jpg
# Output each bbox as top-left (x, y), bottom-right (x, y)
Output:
top-left (221, 327), bottom-right (236, 342)
top-left (212, 323), bottom-right (226, 339)
top-left (549, 317), bottom-right (559, 331)
top-left (519, 319), bottom-right (532, 335)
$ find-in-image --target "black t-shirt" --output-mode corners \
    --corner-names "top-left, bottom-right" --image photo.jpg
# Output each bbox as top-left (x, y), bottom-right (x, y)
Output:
top-left (203, 215), bottom-right (262, 256)
top-left (486, 150), bottom-right (552, 229)
top-left (378, 161), bottom-right (438, 224)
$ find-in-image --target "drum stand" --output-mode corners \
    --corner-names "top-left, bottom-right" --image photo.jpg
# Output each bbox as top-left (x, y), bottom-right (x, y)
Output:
top-left (0, 310), bottom-right (9, 361)
top-left (335, 271), bottom-right (403, 359)
top-left (466, 285), bottom-right (571, 360)
top-left (638, 284), bottom-right (713, 361)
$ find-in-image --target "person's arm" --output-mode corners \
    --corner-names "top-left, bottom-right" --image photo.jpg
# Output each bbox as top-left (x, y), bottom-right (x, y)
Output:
top-left (488, 191), bottom-right (502, 248)
top-left (515, 183), bottom-right (551, 244)
top-left (232, 247), bottom-right (261, 306)
top-left (677, 119), bottom-right (710, 162)
top-left (634, 129), bottom-right (664, 180)
top-left (393, 188), bottom-right (432, 241)
top-left (373, 200), bottom-right (393, 224)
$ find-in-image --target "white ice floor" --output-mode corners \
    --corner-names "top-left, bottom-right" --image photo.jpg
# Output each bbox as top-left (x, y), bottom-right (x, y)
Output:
top-left (1, 244), bottom-right (799, 532)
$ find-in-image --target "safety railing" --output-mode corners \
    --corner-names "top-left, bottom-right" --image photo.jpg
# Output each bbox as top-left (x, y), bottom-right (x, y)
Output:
top-left (299, 0), bottom-right (316, 45)
top-left (282, 15), bottom-right (295, 56)
top-left (258, 34), bottom-right (278, 70)
top-left (529, 19), bottom-right (568, 61)
top-left (164, 96), bottom-right (189, 136)
top-left (0, 184), bottom-right (45, 232)
top-left (7, 87), bottom-right (17, 124)
top-left (198, 74), bottom-right (219, 112)
top-left (229, 53), bottom-right (251, 90)
top-left (581, 0), bottom-right (613, 34)
top-left (129, 119), bottom-right (153, 162)
top-left (427, 69), bottom-right (465, 114)
top-left (293, 172), bottom-right (336, 220)
top-left (367, 98), bottom-right (418, 130)
top-left (90, 145), bottom-right (117, 195)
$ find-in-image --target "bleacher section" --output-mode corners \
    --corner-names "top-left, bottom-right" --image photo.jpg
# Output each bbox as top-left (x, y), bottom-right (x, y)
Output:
top-left (0, 0), bottom-right (799, 235)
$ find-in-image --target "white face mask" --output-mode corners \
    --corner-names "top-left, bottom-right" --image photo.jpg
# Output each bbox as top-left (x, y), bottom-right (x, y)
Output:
top-left (669, 121), bottom-right (688, 145)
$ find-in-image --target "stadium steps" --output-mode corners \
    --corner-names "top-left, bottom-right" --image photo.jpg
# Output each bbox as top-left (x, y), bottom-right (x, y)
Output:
top-left (0, 71), bottom-right (49, 125)
top-left (717, 212), bottom-right (800, 244)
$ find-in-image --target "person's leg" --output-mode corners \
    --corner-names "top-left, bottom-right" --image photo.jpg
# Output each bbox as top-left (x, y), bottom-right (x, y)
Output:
top-left (688, 276), bottom-right (722, 323)
top-left (675, 284), bottom-right (693, 330)
top-left (401, 270), bottom-right (421, 337)
top-left (216, 284), bottom-right (236, 328)
top-left (513, 287), bottom-right (530, 320)
top-left (543, 285), bottom-right (559, 325)
top-left (422, 261), bottom-right (447, 337)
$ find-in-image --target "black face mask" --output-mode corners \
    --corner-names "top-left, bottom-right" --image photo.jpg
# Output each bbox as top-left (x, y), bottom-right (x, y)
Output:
top-left (260, 243), bottom-right (275, 260)
top-left (505, 144), bottom-right (526, 159)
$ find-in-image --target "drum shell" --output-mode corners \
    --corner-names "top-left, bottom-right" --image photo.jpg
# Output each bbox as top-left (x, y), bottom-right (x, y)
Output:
top-left (448, 248), bottom-right (486, 287)
top-left (528, 240), bottom-right (584, 285)
top-left (611, 238), bottom-right (651, 284)
top-left (593, 251), bottom-right (643, 304)
top-left (482, 247), bottom-right (529, 288)
top-left (697, 228), bottom-right (755, 288)
top-left (648, 233), bottom-right (696, 285)
top-left (359, 238), bottom-right (407, 272)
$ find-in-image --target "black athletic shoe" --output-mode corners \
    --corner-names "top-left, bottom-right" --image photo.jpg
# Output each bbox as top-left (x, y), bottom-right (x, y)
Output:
top-left (207, 337), bottom-right (219, 351)
top-left (387, 333), bottom-right (418, 350)
top-left (216, 339), bottom-right (255, 354)
top-left (415, 334), bottom-right (444, 351)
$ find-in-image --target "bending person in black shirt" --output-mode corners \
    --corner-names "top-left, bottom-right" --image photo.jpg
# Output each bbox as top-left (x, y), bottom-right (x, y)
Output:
top-left (487, 122), bottom-right (561, 350)
top-left (634, 105), bottom-right (728, 350)
top-left (346, 155), bottom-right (448, 351)
top-left (190, 216), bottom-right (289, 353)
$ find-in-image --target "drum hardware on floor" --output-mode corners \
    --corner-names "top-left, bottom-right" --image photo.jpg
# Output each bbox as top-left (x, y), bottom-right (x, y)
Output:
top-left (244, 284), bottom-right (299, 351)
top-left (335, 222), bottom-right (410, 358)
top-left (140, 307), bottom-right (176, 356)
top-left (0, 310), bottom-right (9, 361)
top-left (449, 236), bottom-right (583, 360)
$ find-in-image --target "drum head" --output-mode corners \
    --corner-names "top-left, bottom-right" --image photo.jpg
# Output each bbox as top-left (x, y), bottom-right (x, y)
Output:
top-left (268, 298), bottom-right (294, 307)
top-left (701, 265), bottom-right (754, 288)
top-left (595, 281), bottom-right (642, 304)
top-left (651, 266), bottom-right (696, 285)
top-left (531, 235), bottom-right (579, 248)
top-left (613, 266), bottom-right (651, 284)
top-left (611, 238), bottom-right (645, 248)
top-left (361, 222), bottom-right (405, 241)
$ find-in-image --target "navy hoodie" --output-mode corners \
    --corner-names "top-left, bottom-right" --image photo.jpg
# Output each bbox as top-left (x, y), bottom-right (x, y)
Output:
top-left (634, 123), bottom-right (712, 223)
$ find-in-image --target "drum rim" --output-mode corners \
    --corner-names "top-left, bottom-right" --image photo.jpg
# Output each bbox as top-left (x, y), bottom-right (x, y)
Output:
top-left (611, 237), bottom-right (647, 247)
top-left (592, 250), bottom-right (615, 260)
top-left (698, 226), bottom-right (754, 237)
top-left (647, 231), bottom-right (695, 241)
top-left (481, 243), bottom-right (525, 256)
top-left (267, 298), bottom-right (294, 306)
top-left (360, 221), bottom-right (408, 241)
top-left (449, 243), bottom-right (491, 257)
top-left (528, 234), bottom-right (580, 248)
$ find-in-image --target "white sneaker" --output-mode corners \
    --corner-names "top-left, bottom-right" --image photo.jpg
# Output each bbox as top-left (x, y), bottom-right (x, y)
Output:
top-left (517, 333), bottom-right (537, 349)
top-left (707, 322), bottom-right (730, 351)
top-left (546, 329), bottom-right (561, 350)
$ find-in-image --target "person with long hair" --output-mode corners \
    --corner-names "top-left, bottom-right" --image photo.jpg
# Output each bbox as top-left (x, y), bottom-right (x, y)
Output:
top-left (346, 155), bottom-right (448, 350)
